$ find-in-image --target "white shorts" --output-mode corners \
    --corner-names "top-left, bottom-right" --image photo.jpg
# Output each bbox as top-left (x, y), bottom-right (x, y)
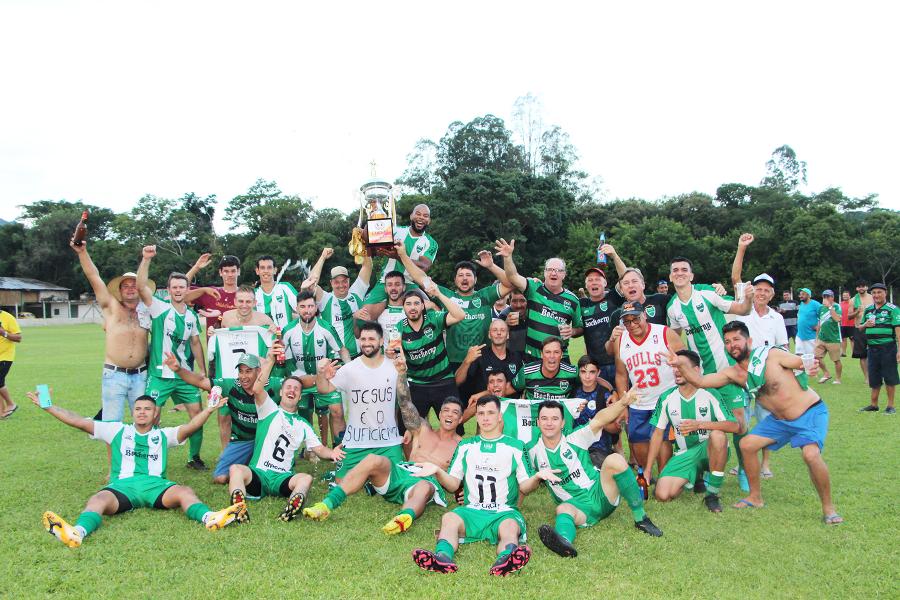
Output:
top-left (795, 338), bottom-right (816, 356)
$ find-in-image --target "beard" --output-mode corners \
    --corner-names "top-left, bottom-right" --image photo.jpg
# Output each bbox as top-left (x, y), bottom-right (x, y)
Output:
top-left (731, 345), bottom-right (751, 362)
top-left (361, 345), bottom-right (380, 358)
top-left (301, 315), bottom-right (316, 324)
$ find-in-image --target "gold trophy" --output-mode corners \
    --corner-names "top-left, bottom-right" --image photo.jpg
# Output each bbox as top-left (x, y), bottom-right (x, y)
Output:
top-left (349, 161), bottom-right (397, 264)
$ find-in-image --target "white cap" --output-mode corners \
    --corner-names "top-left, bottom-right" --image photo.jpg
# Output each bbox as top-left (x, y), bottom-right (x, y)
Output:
top-left (753, 273), bottom-right (775, 286)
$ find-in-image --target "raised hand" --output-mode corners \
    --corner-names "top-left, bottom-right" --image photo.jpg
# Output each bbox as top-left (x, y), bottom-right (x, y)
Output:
top-left (494, 238), bottom-right (515, 258)
top-left (464, 344), bottom-right (485, 364)
top-left (193, 253), bottom-right (212, 271)
top-left (142, 245), bottom-right (157, 259)
top-left (393, 351), bottom-right (408, 376)
top-left (475, 250), bottom-right (495, 269)
top-left (317, 358), bottom-right (339, 380)
top-left (321, 247), bottom-right (335, 260)
top-left (738, 233), bottom-right (754, 248)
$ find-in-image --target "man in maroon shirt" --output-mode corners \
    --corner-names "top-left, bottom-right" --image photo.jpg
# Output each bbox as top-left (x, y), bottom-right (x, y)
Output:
top-left (193, 255), bottom-right (242, 331)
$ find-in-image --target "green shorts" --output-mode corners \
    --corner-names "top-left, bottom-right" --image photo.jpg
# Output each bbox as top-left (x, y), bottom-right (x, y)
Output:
top-left (660, 440), bottom-right (730, 481)
top-left (147, 375), bottom-right (201, 407)
top-left (373, 462), bottom-right (447, 507)
top-left (569, 485), bottom-right (618, 527)
top-left (719, 383), bottom-right (747, 410)
top-left (247, 467), bottom-right (294, 499)
top-left (104, 475), bottom-right (176, 511)
top-left (454, 506), bottom-right (527, 544)
top-left (336, 445), bottom-right (404, 479)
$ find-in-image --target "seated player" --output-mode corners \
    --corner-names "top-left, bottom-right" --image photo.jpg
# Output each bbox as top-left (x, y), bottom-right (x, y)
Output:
top-left (409, 395), bottom-right (558, 577)
top-left (304, 353), bottom-right (462, 534)
top-left (36, 392), bottom-right (245, 548)
top-left (645, 350), bottom-right (740, 513)
top-left (531, 390), bottom-right (663, 559)
top-left (227, 344), bottom-right (344, 522)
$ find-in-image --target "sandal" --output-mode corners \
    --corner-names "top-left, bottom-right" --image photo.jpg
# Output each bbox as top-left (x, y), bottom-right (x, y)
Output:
top-left (823, 513), bottom-right (844, 525)
top-left (760, 468), bottom-right (774, 479)
top-left (1, 404), bottom-right (18, 419)
top-left (733, 498), bottom-right (764, 509)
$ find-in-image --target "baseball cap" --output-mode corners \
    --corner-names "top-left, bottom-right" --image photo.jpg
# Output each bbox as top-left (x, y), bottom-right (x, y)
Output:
top-left (822, 289), bottom-right (835, 297)
top-left (753, 273), bottom-right (775, 286)
top-left (585, 267), bottom-right (607, 280)
top-left (798, 287), bottom-right (812, 296)
top-left (870, 283), bottom-right (887, 291)
top-left (330, 266), bottom-right (350, 279)
top-left (620, 301), bottom-right (644, 317)
top-left (236, 354), bottom-right (261, 369)
top-left (657, 279), bottom-right (667, 286)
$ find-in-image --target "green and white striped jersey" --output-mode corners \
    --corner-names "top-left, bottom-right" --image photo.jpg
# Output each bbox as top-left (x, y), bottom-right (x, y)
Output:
top-left (255, 282), bottom-right (298, 329)
top-left (377, 303), bottom-right (406, 351)
top-left (817, 304), bottom-right (842, 343)
top-left (398, 310), bottom-right (453, 383)
top-left (650, 387), bottom-right (735, 455)
top-left (214, 377), bottom-right (282, 442)
top-left (516, 361), bottom-right (579, 400)
top-left (745, 346), bottom-right (809, 397)
top-left (318, 277), bottom-right (368, 357)
top-left (523, 279), bottom-right (583, 359)
top-left (250, 396), bottom-right (320, 474)
top-left (282, 318), bottom-right (343, 387)
top-left (666, 284), bottom-right (734, 376)
top-left (91, 422), bottom-right (184, 480)
top-left (439, 284), bottom-right (502, 364)
top-left (863, 303), bottom-right (900, 346)
top-left (379, 226), bottom-right (439, 283)
top-left (500, 397), bottom-right (583, 445)
top-left (209, 326), bottom-right (273, 379)
top-left (147, 297), bottom-right (201, 379)
top-left (527, 425), bottom-right (601, 507)
top-left (448, 434), bottom-right (534, 512)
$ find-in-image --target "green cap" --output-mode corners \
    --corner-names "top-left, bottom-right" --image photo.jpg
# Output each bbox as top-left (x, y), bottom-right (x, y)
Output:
top-left (236, 354), bottom-right (261, 369)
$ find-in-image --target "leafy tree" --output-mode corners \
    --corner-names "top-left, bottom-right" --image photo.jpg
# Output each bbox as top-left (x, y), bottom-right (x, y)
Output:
top-left (761, 145), bottom-right (807, 192)
top-left (436, 115), bottom-right (527, 181)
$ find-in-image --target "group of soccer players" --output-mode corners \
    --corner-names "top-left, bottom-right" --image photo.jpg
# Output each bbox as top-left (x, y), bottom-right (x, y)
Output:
top-left (36, 204), bottom-right (846, 576)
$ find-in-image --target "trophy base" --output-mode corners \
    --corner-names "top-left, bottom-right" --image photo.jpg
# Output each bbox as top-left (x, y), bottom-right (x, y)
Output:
top-left (366, 218), bottom-right (395, 248)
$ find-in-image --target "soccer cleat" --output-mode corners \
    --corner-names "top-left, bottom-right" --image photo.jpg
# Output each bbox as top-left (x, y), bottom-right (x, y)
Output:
top-left (634, 516), bottom-right (663, 537)
top-left (42, 511), bottom-right (83, 548)
top-left (230, 490), bottom-right (249, 523)
top-left (859, 405), bottom-right (879, 412)
top-left (704, 494), bottom-right (723, 513)
top-left (489, 545), bottom-right (531, 576)
top-left (412, 549), bottom-right (458, 574)
top-left (205, 501), bottom-right (246, 531)
top-left (278, 492), bottom-right (306, 522)
top-left (538, 524), bottom-right (577, 558)
top-left (382, 513), bottom-right (413, 535)
top-left (186, 457), bottom-right (208, 471)
top-left (885, 407), bottom-right (897, 415)
top-left (302, 502), bottom-right (331, 522)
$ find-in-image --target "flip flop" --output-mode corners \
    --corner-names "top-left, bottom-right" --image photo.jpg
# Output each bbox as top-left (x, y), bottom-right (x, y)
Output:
top-left (823, 513), bottom-right (844, 525)
top-left (732, 498), bottom-right (764, 509)
top-left (760, 469), bottom-right (774, 479)
top-left (2, 404), bottom-right (18, 418)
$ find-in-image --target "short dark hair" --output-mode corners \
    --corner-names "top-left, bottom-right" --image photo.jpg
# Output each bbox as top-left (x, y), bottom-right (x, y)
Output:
top-left (441, 396), bottom-right (464, 411)
top-left (256, 255), bottom-right (275, 268)
top-left (537, 400), bottom-right (565, 419)
top-left (676, 349), bottom-right (701, 368)
top-left (135, 395), bottom-right (155, 406)
top-left (297, 290), bottom-right (316, 304)
top-left (577, 355), bottom-right (600, 370)
top-left (670, 256), bottom-right (693, 271)
top-left (455, 261), bottom-right (477, 277)
top-left (722, 320), bottom-right (750, 338)
top-left (358, 321), bottom-right (383, 338)
top-left (401, 290), bottom-right (426, 304)
top-left (384, 270), bottom-right (405, 284)
top-left (167, 272), bottom-right (189, 287)
top-left (475, 395), bottom-right (501, 411)
top-left (283, 375), bottom-right (304, 388)
top-left (541, 336), bottom-right (563, 351)
top-left (856, 279), bottom-right (868, 287)
top-left (487, 370), bottom-right (508, 381)
top-left (218, 255), bottom-right (241, 269)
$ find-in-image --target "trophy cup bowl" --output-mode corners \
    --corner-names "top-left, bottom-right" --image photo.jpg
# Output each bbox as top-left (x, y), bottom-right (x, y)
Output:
top-left (360, 177), bottom-right (396, 250)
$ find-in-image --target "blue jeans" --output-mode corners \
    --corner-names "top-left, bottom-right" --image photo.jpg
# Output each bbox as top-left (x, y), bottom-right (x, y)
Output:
top-left (213, 440), bottom-right (255, 478)
top-left (101, 367), bottom-right (148, 421)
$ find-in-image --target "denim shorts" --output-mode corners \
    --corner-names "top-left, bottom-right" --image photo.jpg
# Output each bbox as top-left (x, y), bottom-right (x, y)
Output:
top-left (101, 367), bottom-right (148, 421)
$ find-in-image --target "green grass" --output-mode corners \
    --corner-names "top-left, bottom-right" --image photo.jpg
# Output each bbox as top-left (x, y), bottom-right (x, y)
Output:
top-left (1, 325), bottom-right (897, 599)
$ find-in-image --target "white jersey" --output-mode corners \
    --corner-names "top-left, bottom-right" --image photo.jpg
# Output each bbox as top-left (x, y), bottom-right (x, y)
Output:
top-left (617, 322), bottom-right (676, 410)
top-left (329, 356), bottom-right (402, 449)
top-left (378, 304), bottom-right (406, 350)
top-left (666, 285), bottom-right (734, 375)
top-left (209, 326), bottom-right (273, 379)
top-left (92, 422), bottom-right (184, 480)
top-left (255, 282), bottom-right (298, 329)
top-left (250, 397), bottom-right (321, 474)
top-left (318, 277), bottom-right (369, 353)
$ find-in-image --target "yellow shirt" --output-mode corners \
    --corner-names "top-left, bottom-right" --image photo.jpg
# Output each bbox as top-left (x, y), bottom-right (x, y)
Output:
top-left (0, 311), bottom-right (21, 361)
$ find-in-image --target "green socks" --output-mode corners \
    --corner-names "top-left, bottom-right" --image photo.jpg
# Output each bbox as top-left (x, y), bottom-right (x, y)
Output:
top-left (189, 428), bottom-right (203, 461)
top-left (555, 513), bottom-right (577, 543)
top-left (186, 502), bottom-right (211, 524)
top-left (613, 470), bottom-right (647, 522)
top-left (497, 543), bottom-right (517, 559)
top-left (733, 432), bottom-right (746, 471)
top-left (707, 471), bottom-right (725, 495)
top-left (435, 539), bottom-right (455, 560)
top-left (398, 508), bottom-right (416, 521)
top-left (75, 511), bottom-right (102, 537)
top-left (323, 486), bottom-right (347, 511)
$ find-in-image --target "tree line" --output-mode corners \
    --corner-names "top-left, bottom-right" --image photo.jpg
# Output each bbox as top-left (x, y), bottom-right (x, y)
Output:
top-left (1, 110), bottom-right (897, 299)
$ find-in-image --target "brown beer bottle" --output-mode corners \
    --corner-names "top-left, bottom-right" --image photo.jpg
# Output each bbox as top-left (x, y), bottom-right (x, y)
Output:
top-left (274, 328), bottom-right (286, 367)
top-left (71, 210), bottom-right (89, 246)
top-left (636, 467), bottom-right (649, 500)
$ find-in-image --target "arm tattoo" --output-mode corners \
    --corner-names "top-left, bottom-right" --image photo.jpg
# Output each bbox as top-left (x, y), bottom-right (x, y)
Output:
top-left (396, 373), bottom-right (422, 431)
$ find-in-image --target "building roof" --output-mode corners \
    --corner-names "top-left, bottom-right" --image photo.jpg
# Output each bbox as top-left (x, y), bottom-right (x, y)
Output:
top-left (0, 277), bottom-right (70, 291)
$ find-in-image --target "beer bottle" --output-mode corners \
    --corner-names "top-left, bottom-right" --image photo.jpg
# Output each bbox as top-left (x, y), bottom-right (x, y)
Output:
top-left (71, 210), bottom-right (89, 246)
top-left (636, 467), bottom-right (649, 500)
top-left (274, 328), bottom-right (286, 367)
top-left (596, 232), bottom-right (607, 265)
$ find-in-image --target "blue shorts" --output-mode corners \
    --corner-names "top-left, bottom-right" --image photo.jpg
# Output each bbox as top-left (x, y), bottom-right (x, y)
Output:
top-left (751, 400), bottom-right (828, 451)
top-left (101, 367), bottom-right (148, 421)
top-left (213, 440), bottom-right (255, 478)
top-left (627, 407), bottom-right (655, 443)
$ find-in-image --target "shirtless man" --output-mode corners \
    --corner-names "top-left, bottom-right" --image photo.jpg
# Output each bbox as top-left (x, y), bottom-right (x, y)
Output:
top-left (218, 286), bottom-right (275, 329)
top-left (303, 349), bottom-right (461, 534)
top-left (669, 320), bottom-right (842, 524)
top-left (71, 241), bottom-right (152, 422)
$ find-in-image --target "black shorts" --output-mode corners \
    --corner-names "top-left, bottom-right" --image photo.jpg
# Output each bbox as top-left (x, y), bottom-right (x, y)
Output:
top-left (588, 447), bottom-right (615, 469)
top-left (840, 326), bottom-right (855, 340)
top-left (867, 343), bottom-right (899, 388)
top-left (852, 328), bottom-right (869, 359)
top-left (409, 379), bottom-right (460, 432)
top-left (785, 325), bottom-right (797, 340)
top-left (0, 361), bottom-right (11, 388)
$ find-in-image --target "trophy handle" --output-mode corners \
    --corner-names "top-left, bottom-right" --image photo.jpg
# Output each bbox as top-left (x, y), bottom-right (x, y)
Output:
top-left (357, 191), bottom-right (365, 227)
top-left (390, 188), bottom-right (397, 227)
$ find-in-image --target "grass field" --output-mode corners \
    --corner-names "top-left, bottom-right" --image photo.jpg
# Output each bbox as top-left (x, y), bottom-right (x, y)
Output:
top-left (1, 325), bottom-right (897, 599)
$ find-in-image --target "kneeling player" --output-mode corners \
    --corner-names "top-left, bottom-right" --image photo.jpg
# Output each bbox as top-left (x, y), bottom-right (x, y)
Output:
top-left (305, 353), bottom-right (461, 534)
top-left (410, 395), bottom-right (558, 576)
top-left (645, 350), bottom-right (741, 513)
top-left (36, 392), bottom-right (245, 548)
top-left (531, 390), bottom-right (663, 559)
top-left (228, 346), bottom-right (344, 522)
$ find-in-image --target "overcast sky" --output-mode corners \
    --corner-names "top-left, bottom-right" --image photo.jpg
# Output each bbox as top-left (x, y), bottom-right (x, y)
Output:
top-left (1, 1), bottom-right (896, 228)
